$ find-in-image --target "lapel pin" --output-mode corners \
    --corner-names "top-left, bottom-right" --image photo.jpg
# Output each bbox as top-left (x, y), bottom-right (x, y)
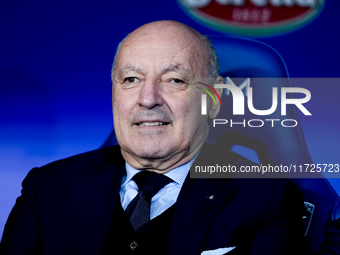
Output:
top-left (208, 194), bottom-right (215, 200)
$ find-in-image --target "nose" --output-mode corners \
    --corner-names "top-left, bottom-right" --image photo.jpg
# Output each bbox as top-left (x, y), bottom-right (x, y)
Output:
top-left (137, 79), bottom-right (164, 109)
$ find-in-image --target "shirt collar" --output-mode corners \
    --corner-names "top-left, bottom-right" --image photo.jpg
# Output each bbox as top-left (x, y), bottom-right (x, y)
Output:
top-left (122, 152), bottom-right (199, 186)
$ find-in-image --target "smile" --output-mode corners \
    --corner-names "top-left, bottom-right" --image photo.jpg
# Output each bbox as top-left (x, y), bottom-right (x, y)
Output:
top-left (137, 122), bottom-right (170, 126)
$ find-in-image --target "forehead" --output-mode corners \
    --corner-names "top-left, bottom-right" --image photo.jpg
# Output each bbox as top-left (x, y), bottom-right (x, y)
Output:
top-left (115, 28), bottom-right (207, 75)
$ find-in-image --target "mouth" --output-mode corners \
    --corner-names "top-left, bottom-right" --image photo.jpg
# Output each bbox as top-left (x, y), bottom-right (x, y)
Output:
top-left (135, 121), bottom-right (171, 127)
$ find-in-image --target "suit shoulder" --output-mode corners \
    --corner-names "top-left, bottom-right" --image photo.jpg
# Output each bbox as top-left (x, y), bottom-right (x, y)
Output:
top-left (43, 145), bottom-right (122, 169)
top-left (23, 145), bottom-right (123, 188)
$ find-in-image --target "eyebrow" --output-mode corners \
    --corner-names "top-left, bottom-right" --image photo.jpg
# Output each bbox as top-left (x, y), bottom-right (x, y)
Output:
top-left (117, 65), bottom-right (143, 78)
top-left (161, 64), bottom-right (190, 76)
top-left (116, 64), bottom-right (191, 79)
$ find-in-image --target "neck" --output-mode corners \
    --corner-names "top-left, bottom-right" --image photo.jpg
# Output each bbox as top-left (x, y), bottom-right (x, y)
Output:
top-left (121, 133), bottom-right (207, 174)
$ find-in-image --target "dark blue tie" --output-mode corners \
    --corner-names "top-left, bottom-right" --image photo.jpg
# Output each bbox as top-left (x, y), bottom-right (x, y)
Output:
top-left (126, 171), bottom-right (173, 231)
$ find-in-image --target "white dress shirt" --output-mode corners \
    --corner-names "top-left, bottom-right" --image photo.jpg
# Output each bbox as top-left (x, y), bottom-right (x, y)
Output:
top-left (120, 156), bottom-right (197, 219)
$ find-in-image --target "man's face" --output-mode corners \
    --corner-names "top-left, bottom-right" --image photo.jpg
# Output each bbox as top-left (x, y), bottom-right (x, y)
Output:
top-left (112, 23), bottom-right (212, 171)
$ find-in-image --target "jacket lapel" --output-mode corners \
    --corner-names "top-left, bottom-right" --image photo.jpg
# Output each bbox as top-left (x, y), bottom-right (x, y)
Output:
top-left (168, 144), bottom-right (239, 255)
top-left (69, 146), bottom-right (125, 255)
top-left (168, 177), bottom-right (238, 255)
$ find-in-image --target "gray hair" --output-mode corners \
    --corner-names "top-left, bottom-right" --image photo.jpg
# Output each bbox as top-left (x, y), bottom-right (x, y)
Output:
top-left (111, 35), bottom-right (219, 81)
top-left (111, 34), bottom-right (128, 82)
top-left (202, 35), bottom-right (220, 79)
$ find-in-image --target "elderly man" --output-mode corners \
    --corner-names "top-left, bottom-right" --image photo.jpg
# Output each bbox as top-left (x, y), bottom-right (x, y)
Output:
top-left (0, 21), bottom-right (306, 255)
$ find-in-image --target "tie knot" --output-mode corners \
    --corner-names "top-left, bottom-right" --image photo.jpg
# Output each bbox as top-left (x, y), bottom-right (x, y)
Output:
top-left (132, 171), bottom-right (173, 197)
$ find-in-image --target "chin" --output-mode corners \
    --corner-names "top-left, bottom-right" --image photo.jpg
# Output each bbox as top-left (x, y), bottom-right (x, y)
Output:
top-left (134, 145), bottom-right (166, 159)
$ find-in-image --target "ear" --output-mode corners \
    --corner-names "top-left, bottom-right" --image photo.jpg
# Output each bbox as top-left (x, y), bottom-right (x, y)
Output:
top-left (209, 76), bottom-right (223, 119)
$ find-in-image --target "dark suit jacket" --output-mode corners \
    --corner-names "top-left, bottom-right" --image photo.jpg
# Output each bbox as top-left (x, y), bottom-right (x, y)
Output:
top-left (0, 144), bottom-right (306, 255)
top-left (318, 218), bottom-right (340, 255)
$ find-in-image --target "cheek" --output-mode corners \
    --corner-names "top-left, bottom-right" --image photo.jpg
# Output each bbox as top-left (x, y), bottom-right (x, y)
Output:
top-left (113, 95), bottom-right (133, 127)
top-left (172, 91), bottom-right (202, 122)
top-left (171, 98), bottom-right (192, 135)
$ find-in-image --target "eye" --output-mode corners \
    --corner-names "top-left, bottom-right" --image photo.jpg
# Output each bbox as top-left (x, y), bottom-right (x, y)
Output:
top-left (124, 77), bottom-right (139, 83)
top-left (170, 78), bottom-right (184, 84)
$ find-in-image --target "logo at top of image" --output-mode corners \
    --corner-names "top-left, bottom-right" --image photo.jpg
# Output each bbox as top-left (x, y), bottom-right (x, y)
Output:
top-left (177, 0), bottom-right (325, 37)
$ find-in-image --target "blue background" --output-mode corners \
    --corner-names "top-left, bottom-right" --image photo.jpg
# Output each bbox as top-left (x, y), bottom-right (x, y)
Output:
top-left (1, 0), bottom-right (339, 237)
